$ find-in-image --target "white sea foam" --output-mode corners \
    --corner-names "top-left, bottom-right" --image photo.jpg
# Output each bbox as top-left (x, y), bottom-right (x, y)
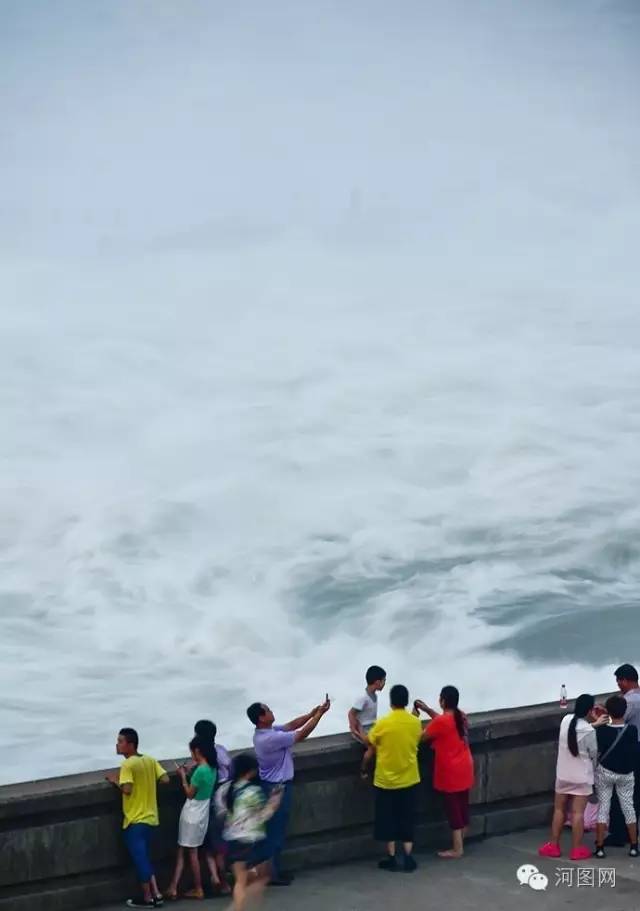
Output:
top-left (1, 0), bottom-right (639, 782)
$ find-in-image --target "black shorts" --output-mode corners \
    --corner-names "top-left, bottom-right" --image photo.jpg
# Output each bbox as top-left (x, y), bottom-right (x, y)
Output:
top-left (226, 839), bottom-right (271, 867)
top-left (374, 785), bottom-right (418, 842)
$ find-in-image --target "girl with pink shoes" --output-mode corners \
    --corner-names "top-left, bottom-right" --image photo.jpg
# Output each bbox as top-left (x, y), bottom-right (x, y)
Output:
top-left (539, 694), bottom-right (608, 861)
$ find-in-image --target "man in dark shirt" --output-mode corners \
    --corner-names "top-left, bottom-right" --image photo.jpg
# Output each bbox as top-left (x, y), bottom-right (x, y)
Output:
top-left (606, 663), bottom-right (640, 846)
top-left (594, 695), bottom-right (639, 858)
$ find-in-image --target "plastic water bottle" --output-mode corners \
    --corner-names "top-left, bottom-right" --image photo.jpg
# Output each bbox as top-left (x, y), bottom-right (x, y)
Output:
top-left (559, 684), bottom-right (568, 708)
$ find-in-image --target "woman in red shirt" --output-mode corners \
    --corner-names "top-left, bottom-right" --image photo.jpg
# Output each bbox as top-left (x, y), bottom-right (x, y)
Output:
top-left (414, 685), bottom-right (474, 859)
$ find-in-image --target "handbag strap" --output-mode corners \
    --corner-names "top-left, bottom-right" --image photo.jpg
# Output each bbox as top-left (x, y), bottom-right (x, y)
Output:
top-left (598, 724), bottom-right (628, 766)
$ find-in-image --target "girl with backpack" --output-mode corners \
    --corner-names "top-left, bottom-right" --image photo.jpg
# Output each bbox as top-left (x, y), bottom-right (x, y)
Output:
top-left (214, 753), bottom-right (282, 911)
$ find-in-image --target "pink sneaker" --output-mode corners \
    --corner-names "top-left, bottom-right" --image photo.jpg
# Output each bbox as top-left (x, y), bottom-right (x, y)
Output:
top-left (569, 846), bottom-right (592, 861)
top-left (538, 842), bottom-right (562, 858)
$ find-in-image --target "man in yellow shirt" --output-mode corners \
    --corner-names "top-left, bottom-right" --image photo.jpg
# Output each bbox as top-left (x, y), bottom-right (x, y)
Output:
top-left (362, 684), bottom-right (422, 872)
top-left (105, 728), bottom-right (170, 909)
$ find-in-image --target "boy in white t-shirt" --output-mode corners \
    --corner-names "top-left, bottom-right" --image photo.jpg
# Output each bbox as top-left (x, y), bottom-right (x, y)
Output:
top-left (348, 665), bottom-right (387, 744)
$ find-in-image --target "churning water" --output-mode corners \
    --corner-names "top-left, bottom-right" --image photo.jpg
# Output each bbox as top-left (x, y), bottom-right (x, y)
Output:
top-left (1, 0), bottom-right (639, 783)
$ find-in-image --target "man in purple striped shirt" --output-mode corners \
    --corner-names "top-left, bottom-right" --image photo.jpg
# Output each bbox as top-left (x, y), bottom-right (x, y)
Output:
top-left (247, 696), bottom-right (331, 885)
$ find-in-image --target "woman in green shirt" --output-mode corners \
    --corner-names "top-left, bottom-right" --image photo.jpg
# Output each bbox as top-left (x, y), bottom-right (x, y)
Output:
top-left (166, 735), bottom-right (217, 900)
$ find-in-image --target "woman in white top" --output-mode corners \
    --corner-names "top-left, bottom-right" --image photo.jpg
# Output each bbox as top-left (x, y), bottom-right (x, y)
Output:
top-left (539, 693), bottom-right (607, 861)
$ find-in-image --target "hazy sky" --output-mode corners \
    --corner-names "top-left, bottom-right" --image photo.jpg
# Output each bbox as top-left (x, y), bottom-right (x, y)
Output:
top-left (2, 0), bottom-right (639, 266)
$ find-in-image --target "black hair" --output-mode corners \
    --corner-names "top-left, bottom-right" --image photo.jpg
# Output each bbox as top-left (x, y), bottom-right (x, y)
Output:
top-left (615, 664), bottom-right (639, 683)
top-left (225, 753), bottom-right (259, 813)
top-left (119, 727), bottom-right (139, 749)
top-left (247, 702), bottom-right (266, 726)
top-left (390, 684), bottom-right (409, 708)
top-left (190, 734), bottom-right (218, 769)
top-left (194, 719), bottom-right (217, 741)
top-left (440, 685), bottom-right (467, 741)
top-left (606, 694), bottom-right (627, 720)
top-left (568, 694), bottom-right (595, 757)
top-left (366, 665), bottom-right (386, 685)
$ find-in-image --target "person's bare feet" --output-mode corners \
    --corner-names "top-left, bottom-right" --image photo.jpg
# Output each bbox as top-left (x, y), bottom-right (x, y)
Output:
top-left (437, 849), bottom-right (463, 859)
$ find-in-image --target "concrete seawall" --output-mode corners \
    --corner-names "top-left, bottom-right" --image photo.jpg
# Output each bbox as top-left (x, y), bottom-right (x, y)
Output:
top-left (0, 697), bottom-right (588, 911)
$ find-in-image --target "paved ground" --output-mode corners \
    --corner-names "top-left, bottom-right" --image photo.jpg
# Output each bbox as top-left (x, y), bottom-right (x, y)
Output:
top-left (101, 828), bottom-right (639, 911)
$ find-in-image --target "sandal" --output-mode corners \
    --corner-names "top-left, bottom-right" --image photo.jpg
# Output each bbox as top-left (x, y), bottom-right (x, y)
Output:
top-left (164, 891), bottom-right (178, 902)
top-left (183, 889), bottom-right (204, 900)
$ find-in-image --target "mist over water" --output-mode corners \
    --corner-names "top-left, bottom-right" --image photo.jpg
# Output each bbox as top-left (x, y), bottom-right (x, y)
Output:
top-left (1, 0), bottom-right (640, 784)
